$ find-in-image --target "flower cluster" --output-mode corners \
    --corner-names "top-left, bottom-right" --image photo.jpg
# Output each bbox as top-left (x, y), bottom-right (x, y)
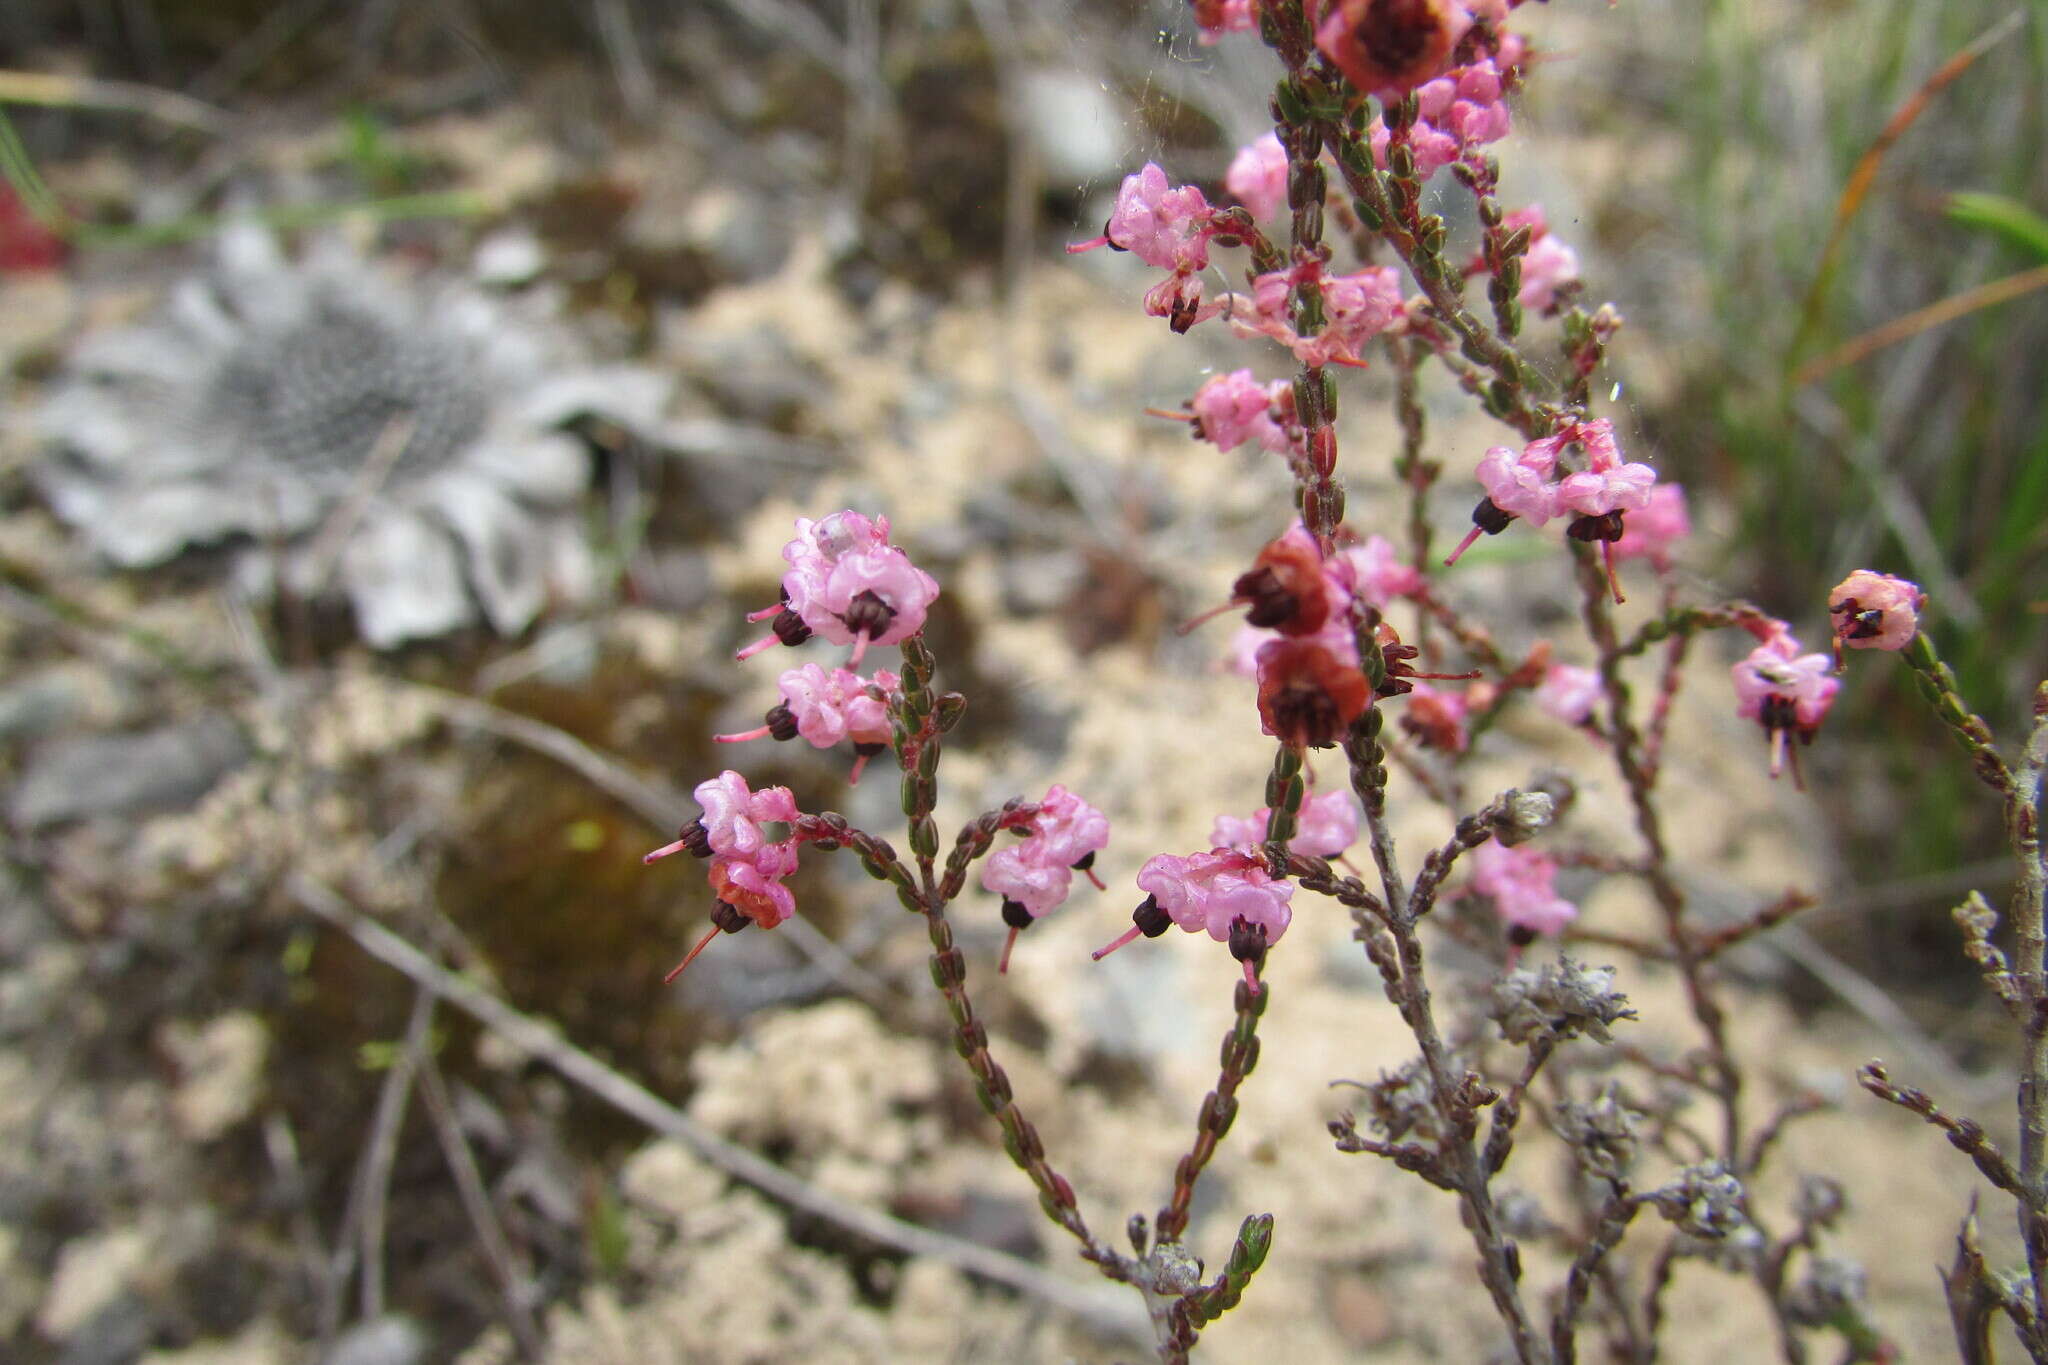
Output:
top-left (1094, 850), bottom-right (1296, 991)
top-left (983, 785), bottom-right (1112, 970)
top-left (1445, 416), bottom-right (1658, 601)
top-left (644, 771), bottom-right (815, 979)
top-left (649, 510), bottom-right (948, 974)
top-left (1068, 163), bottom-right (1222, 333)
top-left (1369, 59), bottom-right (1514, 181)
top-left (737, 510), bottom-right (940, 666)
top-left (1234, 261), bottom-right (1408, 368)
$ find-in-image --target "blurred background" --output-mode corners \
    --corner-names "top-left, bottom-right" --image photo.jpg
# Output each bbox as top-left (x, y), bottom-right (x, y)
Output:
top-left (0, 1), bottom-right (2043, 1361)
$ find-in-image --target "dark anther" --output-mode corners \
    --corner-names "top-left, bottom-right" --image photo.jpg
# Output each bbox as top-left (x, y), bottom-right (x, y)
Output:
top-left (1836, 602), bottom-right (1885, 640)
top-left (1134, 894), bottom-right (1172, 938)
top-left (710, 901), bottom-right (750, 934)
top-left (1071, 850), bottom-right (1097, 872)
top-left (841, 589), bottom-right (897, 640)
top-left (1001, 899), bottom-right (1033, 931)
top-left (1102, 217), bottom-right (1126, 251)
top-left (1228, 915), bottom-right (1270, 965)
top-left (1566, 511), bottom-right (1625, 543)
top-left (765, 703), bottom-right (799, 742)
top-left (1506, 923), bottom-right (1538, 949)
top-left (675, 819), bottom-right (714, 858)
top-left (1233, 565), bottom-right (1299, 629)
top-left (772, 607), bottom-right (812, 647)
top-left (853, 740), bottom-right (886, 758)
top-left (1760, 695), bottom-right (1797, 734)
top-left (1471, 496), bottom-right (1513, 535)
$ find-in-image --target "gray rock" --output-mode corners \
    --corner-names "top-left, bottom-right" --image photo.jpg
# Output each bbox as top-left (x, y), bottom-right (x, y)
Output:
top-left (321, 1315), bottom-right (428, 1365)
top-left (9, 715), bottom-right (247, 829)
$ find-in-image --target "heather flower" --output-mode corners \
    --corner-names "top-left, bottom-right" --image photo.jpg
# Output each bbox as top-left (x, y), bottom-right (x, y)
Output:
top-left (1257, 637), bottom-right (1372, 749)
top-left (1093, 849), bottom-right (1295, 991)
top-left (1476, 440), bottom-right (1562, 523)
top-left (984, 785), bottom-right (1111, 970)
top-left (644, 771), bottom-right (812, 980)
top-left (1331, 534), bottom-right (1424, 609)
top-left (1399, 681), bottom-right (1472, 753)
top-left (1731, 624), bottom-right (1839, 785)
top-left (1068, 163), bottom-right (1215, 273)
top-left (35, 224), bottom-right (671, 648)
top-left (1225, 132), bottom-right (1289, 222)
top-left (1827, 570), bottom-right (1924, 664)
top-left (644, 770), bottom-right (800, 866)
top-left (1187, 369), bottom-right (1291, 454)
top-left (1534, 663), bottom-right (1604, 726)
top-left (1236, 528), bottom-right (1337, 635)
top-left (737, 510), bottom-right (940, 665)
top-left (1369, 58), bottom-right (1513, 180)
top-left (1469, 839), bottom-right (1577, 940)
top-left (1195, 0), bottom-right (1259, 43)
top-left (1612, 483), bottom-right (1690, 570)
top-left (1144, 270), bottom-right (1224, 334)
top-left (1211, 789), bottom-right (1360, 859)
top-left (1518, 232), bottom-right (1580, 314)
top-left (714, 665), bottom-right (901, 783)
top-left (1316, 0), bottom-right (1462, 99)
top-left (1239, 262), bottom-right (1404, 366)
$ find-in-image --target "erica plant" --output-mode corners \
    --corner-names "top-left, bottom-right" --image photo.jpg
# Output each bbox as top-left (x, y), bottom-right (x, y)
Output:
top-left (641, 3), bottom-right (2047, 1361)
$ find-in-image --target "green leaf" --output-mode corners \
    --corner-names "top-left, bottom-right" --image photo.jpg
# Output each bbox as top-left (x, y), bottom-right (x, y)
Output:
top-left (1946, 192), bottom-right (2048, 264)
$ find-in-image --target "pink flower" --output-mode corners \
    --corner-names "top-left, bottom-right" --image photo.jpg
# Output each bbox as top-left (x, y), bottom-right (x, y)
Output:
top-left (1069, 163), bottom-right (1215, 273)
top-left (1210, 789), bottom-right (1359, 859)
top-left (778, 664), bottom-right (897, 748)
top-left (983, 785), bottom-right (1110, 970)
top-left (1469, 841), bottom-right (1577, 938)
top-left (1732, 625), bottom-right (1839, 784)
top-left (735, 510), bottom-right (940, 664)
top-left (1555, 433), bottom-right (1657, 518)
top-left (1195, 0), bottom-right (1259, 44)
top-left (1144, 269), bottom-right (1224, 334)
top-left (1475, 442), bottom-right (1561, 525)
top-left (1236, 262), bottom-right (1404, 366)
top-left (1189, 369), bottom-right (1291, 454)
top-left (1366, 58), bottom-right (1511, 181)
top-left (1612, 484), bottom-right (1690, 570)
top-left (643, 770), bottom-right (800, 865)
top-left (708, 854), bottom-right (797, 929)
top-left (1225, 132), bottom-right (1289, 222)
top-left (1095, 850), bottom-right (1294, 990)
top-left (1019, 784), bottom-right (1111, 871)
top-left (1369, 118), bottom-right (1461, 179)
top-left (1400, 681), bottom-right (1471, 753)
top-left (1535, 663), bottom-right (1603, 725)
top-left (645, 771), bottom-right (813, 980)
top-left (1332, 534), bottom-right (1424, 608)
top-left (1518, 233), bottom-right (1580, 314)
top-left (1828, 570), bottom-right (1924, 660)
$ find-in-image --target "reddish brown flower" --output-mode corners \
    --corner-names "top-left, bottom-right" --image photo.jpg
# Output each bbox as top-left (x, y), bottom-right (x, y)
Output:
top-left (1257, 639), bottom-right (1370, 749)
top-left (1315, 0), bottom-right (1460, 99)
top-left (1233, 532), bottom-right (1334, 636)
